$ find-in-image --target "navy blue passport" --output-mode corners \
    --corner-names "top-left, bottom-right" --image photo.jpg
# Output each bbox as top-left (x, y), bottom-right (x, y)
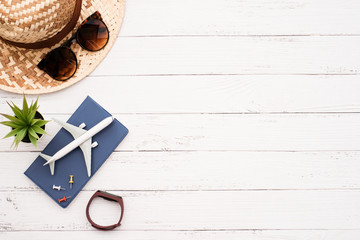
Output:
top-left (24, 96), bottom-right (128, 208)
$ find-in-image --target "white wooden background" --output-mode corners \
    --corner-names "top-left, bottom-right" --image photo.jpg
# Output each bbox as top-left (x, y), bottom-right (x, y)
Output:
top-left (1, 0), bottom-right (360, 239)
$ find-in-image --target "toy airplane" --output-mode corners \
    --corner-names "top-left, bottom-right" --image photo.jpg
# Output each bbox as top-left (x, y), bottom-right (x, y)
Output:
top-left (40, 116), bottom-right (114, 177)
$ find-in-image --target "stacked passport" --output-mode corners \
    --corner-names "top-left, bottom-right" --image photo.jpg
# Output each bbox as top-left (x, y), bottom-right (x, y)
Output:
top-left (24, 96), bottom-right (128, 208)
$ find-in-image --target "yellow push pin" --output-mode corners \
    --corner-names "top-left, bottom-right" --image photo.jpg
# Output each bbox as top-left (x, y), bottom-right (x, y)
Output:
top-left (69, 175), bottom-right (74, 189)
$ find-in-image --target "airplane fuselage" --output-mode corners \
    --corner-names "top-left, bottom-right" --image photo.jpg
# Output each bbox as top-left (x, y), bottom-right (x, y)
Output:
top-left (44, 116), bottom-right (114, 166)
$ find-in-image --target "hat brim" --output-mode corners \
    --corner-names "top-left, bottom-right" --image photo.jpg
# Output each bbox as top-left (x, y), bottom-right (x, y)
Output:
top-left (0, 0), bottom-right (125, 94)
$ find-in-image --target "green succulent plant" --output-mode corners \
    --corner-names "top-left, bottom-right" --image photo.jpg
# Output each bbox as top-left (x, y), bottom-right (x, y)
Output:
top-left (0, 96), bottom-right (49, 148)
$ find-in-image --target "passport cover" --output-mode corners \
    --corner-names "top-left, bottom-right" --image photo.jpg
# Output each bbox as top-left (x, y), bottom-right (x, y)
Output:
top-left (24, 96), bottom-right (129, 208)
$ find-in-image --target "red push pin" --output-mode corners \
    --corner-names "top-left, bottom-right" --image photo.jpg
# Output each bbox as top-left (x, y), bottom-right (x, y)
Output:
top-left (58, 196), bottom-right (72, 203)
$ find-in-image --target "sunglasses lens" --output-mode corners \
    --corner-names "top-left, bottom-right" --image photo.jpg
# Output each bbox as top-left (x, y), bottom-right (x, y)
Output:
top-left (38, 47), bottom-right (77, 81)
top-left (77, 19), bottom-right (109, 51)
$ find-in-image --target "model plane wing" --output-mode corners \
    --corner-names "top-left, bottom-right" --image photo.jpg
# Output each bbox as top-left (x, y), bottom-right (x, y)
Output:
top-left (40, 153), bottom-right (55, 175)
top-left (79, 138), bottom-right (92, 177)
top-left (53, 118), bottom-right (86, 139)
top-left (42, 119), bottom-right (93, 176)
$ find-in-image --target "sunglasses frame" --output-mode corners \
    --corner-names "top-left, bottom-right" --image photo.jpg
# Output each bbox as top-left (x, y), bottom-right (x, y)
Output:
top-left (62, 11), bottom-right (110, 52)
top-left (38, 11), bottom-right (109, 81)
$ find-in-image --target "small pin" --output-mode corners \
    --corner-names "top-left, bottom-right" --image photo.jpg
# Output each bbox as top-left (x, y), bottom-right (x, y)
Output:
top-left (58, 196), bottom-right (71, 203)
top-left (52, 185), bottom-right (65, 191)
top-left (69, 175), bottom-right (74, 189)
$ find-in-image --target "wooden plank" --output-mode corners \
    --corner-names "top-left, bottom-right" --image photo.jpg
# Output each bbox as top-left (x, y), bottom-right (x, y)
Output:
top-left (1, 190), bottom-right (360, 230)
top-left (1, 113), bottom-right (360, 151)
top-left (1, 75), bottom-right (360, 114)
top-left (2, 230), bottom-right (360, 240)
top-left (121, 0), bottom-right (360, 36)
top-left (1, 151), bottom-right (360, 191)
top-left (87, 36), bottom-right (360, 76)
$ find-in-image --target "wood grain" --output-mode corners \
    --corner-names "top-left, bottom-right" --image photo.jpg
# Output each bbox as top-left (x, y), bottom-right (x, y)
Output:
top-left (1, 75), bottom-right (360, 114)
top-left (89, 36), bottom-right (360, 76)
top-left (1, 113), bottom-right (360, 152)
top-left (2, 230), bottom-right (360, 240)
top-left (1, 151), bottom-right (360, 191)
top-left (2, 190), bottom-right (360, 231)
top-left (121, 0), bottom-right (360, 36)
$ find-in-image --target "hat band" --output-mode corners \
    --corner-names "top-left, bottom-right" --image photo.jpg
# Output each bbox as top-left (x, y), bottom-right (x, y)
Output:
top-left (0, 0), bottom-right (83, 49)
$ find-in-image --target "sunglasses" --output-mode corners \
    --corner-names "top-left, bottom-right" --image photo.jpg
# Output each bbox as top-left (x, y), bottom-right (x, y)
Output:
top-left (38, 11), bottom-right (109, 81)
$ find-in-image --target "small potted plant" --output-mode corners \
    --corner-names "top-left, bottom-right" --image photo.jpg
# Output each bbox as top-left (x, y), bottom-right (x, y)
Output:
top-left (0, 96), bottom-right (49, 148)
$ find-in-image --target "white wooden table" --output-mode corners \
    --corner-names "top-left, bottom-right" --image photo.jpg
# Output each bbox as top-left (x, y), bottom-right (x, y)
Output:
top-left (1, 0), bottom-right (360, 239)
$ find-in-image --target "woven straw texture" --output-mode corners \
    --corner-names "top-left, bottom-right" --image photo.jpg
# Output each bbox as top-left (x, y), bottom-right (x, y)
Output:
top-left (0, 0), bottom-right (125, 94)
top-left (0, 0), bottom-right (76, 43)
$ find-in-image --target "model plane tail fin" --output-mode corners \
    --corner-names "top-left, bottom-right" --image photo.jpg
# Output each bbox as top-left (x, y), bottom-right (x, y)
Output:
top-left (40, 153), bottom-right (55, 175)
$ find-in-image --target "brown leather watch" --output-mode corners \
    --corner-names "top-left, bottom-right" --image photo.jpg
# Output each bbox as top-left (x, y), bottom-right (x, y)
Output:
top-left (86, 190), bottom-right (124, 230)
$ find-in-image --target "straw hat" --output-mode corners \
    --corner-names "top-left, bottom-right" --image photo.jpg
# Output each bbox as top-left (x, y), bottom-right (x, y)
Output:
top-left (0, 0), bottom-right (125, 94)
